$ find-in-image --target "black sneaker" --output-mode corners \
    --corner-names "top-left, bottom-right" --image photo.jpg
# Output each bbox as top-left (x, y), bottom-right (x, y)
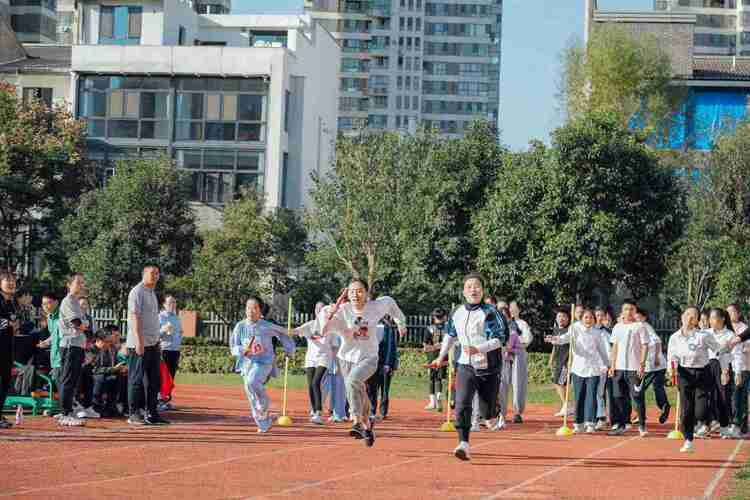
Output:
top-left (127, 413), bottom-right (145, 426)
top-left (513, 415), bottom-right (523, 424)
top-left (349, 423), bottom-right (366, 439)
top-left (0, 418), bottom-right (13, 429)
top-left (364, 429), bottom-right (375, 447)
top-left (144, 413), bottom-right (171, 426)
top-left (659, 403), bottom-right (671, 425)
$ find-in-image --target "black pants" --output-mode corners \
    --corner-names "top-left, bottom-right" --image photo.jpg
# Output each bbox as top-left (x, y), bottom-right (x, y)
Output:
top-left (455, 364), bottom-right (500, 442)
top-left (428, 367), bottom-right (446, 395)
top-left (678, 365), bottom-right (710, 441)
top-left (707, 359), bottom-right (734, 427)
top-left (128, 345), bottom-right (161, 416)
top-left (612, 370), bottom-right (645, 427)
top-left (162, 350), bottom-right (180, 380)
top-left (93, 374), bottom-right (119, 408)
top-left (78, 364), bottom-right (94, 408)
top-left (366, 366), bottom-right (394, 417)
top-left (0, 356), bottom-right (11, 417)
top-left (59, 347), bottom-right (84, 415)
top-left (305, 366), bottom-right (327, 413)
top-left (641, 369), bottom-right (670, 410)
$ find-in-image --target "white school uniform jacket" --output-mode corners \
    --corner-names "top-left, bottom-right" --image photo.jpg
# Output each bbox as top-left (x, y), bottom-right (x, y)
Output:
top-left (667, 328), bottom-right (729, 370)
top-left (297, 319), bottom-right (331, 368)
top-left (319, 296), bottom-right (406, 364)
top-left (549, 323), bottom-right (610, 378)
top-left (440, 303), bottom-right (508, 374)
top-left (610, 321), bottom-right (649, 371)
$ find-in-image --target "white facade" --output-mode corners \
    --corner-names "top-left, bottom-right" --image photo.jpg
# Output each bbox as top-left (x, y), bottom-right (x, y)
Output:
top-left (66, 9), bottom-right (338, 224)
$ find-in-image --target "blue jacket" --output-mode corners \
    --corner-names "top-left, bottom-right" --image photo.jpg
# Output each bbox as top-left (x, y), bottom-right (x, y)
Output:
top-left (446, 303), bottom-right (507, 374)
top-left (377, 323), bottom-right (399, 369)
top-left (229, 319), bottom-right (295, 375)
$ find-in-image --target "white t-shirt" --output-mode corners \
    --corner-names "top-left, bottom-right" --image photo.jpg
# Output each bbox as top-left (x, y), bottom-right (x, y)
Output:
top-left (320, 296), bottom-right (405, 364)
top-left (611, 321), bottom-right (649, 371)
top-left (297, 319), bottom-right (330, 368)
top-left (514, 318), bottom-right (533, 349)
top-left (550, 323), bottom-right (610, 378)
top-left (643, 322), bottom-right (666, 372)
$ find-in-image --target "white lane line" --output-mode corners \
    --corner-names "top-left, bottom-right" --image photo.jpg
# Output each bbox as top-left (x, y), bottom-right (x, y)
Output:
top-left (0, 443), bottom-right (337, 497)
top-left (245, 426), bottom-right (551, 500)
top-left (703, 440), bottom-right (745, 500)
top-left (481, 436), bottom-right (639, 499)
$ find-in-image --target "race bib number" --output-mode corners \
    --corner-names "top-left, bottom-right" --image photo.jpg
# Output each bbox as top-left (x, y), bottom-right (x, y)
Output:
top-left (353, 317), bottom-right (369, 340)
top-left (250, 341), bottom-right (265, 355)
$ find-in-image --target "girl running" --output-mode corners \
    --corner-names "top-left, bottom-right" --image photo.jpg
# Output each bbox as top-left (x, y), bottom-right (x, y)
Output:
top-left (319, 280), bottom-right (407, 448)
top-left (549, 308), bottom-right (573, 417)
top-left (698, 308), bottom-right (737, 439)
top-left (428, 272), bottom-right (508, 461)
top-left (229, 297), bottom-right (296, 433)
top-left (423, 308), bottom-right (448, 411)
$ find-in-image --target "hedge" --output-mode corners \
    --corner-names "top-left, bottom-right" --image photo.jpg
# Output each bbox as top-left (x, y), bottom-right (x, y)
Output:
top-left (178, 338), bottom-right (553, 385)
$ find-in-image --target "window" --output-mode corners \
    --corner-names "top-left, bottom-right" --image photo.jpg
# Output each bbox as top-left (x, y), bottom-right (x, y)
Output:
top-left (405, 56), bottom-right (411, 70)
top-left (414, 77), bottom-right (419, 91)
top-left (397, 76), bottom-right (403, 89)
top-left (412, 96), bottom-right (418, 110)
top-left (176, 149), bottom-right (264, 203)
top-left (415, 37), bottom-right (420, 49)
top-left (407, 37), bottom-right (412, 50)
top-left (99, 6), bottom-right (142, 45)
top-left (408, 0), bottom-right (414, 9)
top-left (407, 17), bottom-right (413, 31)
top-left (416, 18), bottom-right (421, 31)
top-left (396, 95), bottom-right (402, 109)
top-left (399, 17), bottom-right (405, 30)
top-left (22, 87), bottom-right (53, 107)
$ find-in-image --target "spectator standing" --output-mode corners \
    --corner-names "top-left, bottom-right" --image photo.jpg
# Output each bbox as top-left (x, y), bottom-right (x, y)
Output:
top-left (159, 295), bottom-right (183, 411)
top-left (0, 271), bottom-right (19, 429)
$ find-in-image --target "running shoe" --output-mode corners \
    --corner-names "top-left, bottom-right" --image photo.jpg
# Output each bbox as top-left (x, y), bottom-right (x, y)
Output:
top-left (595, 420), bottom-right (607, 431)
top-left (680, 440), bottom-right (694, 453)
top-left (470, 421), bottom-right (481, 432)
top-left (695, 424), bottom-right (709, 439)
top-left (310, 413), bottom-right (323, 425)
top-left (710, 421), bottom-right (721, 433)
top-left (364, 429), bottom-right (375, 447)
top-left (608, 426), bottom-right (626, 436)
top-left (659, 403), bottom-right (671, 425)
top-left (349, 423), bottom-right (367, 439)
top-left (0, 418), bottom-right (12, 429)
top-left (573, 423), bottom-right (583, 434)
top-left (144, 413), bottom-right (170, 426)
top-left (453, 441), bottom-right (471, 461)
top-left (585, 423), bottom-right (596, 434)
top-left (77, 407), bottom-right (101, 419)
top-left (61, 416), bottom-right (86, 427)
top-left (127, 414), bottom-right (146, 426)
top-left (513, 415), bottom-right (523, 424)
top-left (638, 427), bottom-right (648, 438)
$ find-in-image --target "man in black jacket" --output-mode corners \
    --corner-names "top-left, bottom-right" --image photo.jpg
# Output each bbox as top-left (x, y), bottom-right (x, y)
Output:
top-left (0, 271), bottom-right (19, 429)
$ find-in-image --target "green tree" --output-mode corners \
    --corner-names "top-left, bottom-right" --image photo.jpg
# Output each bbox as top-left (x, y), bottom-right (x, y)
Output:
top-left (560, 25), bottom-right (684, 141)
top-left (61, 157), bottom-right (196, 310)
top-left (183, 191), bottom-right (307, 324)
top-left (475, 112), bottom-right (685, 316)
top-left (0, 81), bottom-right (91, 281)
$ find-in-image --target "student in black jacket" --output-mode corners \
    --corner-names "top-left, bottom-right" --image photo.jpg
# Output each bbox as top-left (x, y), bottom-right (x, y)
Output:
top-left (367, 315), bottom-right (400, 420)
top-left (0, 271), bottom-right (19, 429)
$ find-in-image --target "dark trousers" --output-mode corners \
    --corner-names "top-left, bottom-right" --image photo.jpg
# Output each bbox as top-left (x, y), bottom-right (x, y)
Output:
top-left (305, 366), bottom-right (327, 413)
top-left (78, 365), bottom-right (94, 408)
top-left (678, 365), bottom-right (710, 441)
top-left (366, 366), bottom-right (393, 417)
top-left (93, 374), bottom-right (119, 407)
top-left (612, 370), bottom-right (645, 427)
top-left (707, 359), bottom-right (734, 427)
top-left (572, 374), bottom-right (599, 424)
top-left (455, 364), bottom-right (500, 442)
top-left (59, 347), bottom-right (84, 415)
top-left (162, 350), bottom-right (180, 380)
top-left (733, 371), bottom-right (750, 431)
top-left (428, 367), bottom-right (446, 395)
top-left (606, 376), bottom-right (626, 424)
top-left (641, 369), bottom-right (670, 410)
top-left (128, 345), bottom-right (161, 416)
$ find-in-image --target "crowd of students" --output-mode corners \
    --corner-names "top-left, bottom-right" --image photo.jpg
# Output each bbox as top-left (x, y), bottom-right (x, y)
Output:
top-left (0, 266), bottom-right (184, 429)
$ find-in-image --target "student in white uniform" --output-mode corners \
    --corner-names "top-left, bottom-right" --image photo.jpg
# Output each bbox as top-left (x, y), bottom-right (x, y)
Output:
top-left (295, 302), bottom-right (330, 425)
top-left (667, 306), bottom-right (732, 453)
top-left (546, 308), bottom-right (610, 433)
top-left (508, 301), bottom-right (533, 424)
top-left (428, 273), bottom-right (508, 461)
top-left (727, 304), bottom-right (749, 437)
top-left (635, 308), bottom-right (671, 426)
top-left (319, 279), bottom-right (407, 448)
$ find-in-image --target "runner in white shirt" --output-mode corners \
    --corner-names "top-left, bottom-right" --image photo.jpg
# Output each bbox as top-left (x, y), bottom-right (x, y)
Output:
top-left (319, 279), bottom-right (407, 448)
top-left (295, 302), bottom-right (330, 425)
top-left (727, 304), bottom-right (749, 437)
top-left (608, 300), bottom-right (650, 437)
top-left (508, 301), bottom-right (533, 424)
top-left (701, 308), bottom-right (739, 439)
top-left (545, 308), bottom-right (609, 434)
top-left (635, 308), bottom-right (671, 426)
top-left (667, 306), bottom-right (732, 453)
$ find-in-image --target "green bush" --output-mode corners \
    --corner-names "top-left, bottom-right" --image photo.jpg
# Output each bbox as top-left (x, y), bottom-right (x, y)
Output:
top-left (179, 343), bottom-right (553, 385)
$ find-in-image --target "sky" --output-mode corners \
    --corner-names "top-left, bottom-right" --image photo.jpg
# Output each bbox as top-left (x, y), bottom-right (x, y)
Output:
top-left (234, 0), bottom-right (654, 150)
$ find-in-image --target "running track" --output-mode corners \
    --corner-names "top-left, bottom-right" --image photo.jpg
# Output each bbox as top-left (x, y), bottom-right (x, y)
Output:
top-left (0, 384), bottom-right (747, 499)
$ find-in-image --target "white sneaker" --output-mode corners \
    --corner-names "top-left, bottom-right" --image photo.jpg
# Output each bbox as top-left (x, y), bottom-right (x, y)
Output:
top-left (425, 402), bottom-right (436, 410)
top-left (624, 424), bottom-right (632, 431)
top-left (573, 423), bottom-right (583, 434)
top-left (639, 427), bottom-right (648, 438)
top-left (62, 416), bottom-right (86, 427)
top-left (595, 420), bottom-right (607, 431)
top-left (710, 421), bottom-right (721, 433)
top-left (610, 424), bottom-right (621, 432)
top-left (554, 406), bottom-right (566, 417)
top-left (728, 425), bottom-right (742, 439)
top-left (310, 413), bottom-right (323, 425)
top-left (453, 441), bottom-right (471, 461)
top-left (470, 421), bottom-right (481, 432)
top-left (84, 407), bottom-right (100, 419)
top-left (585, 423), bottom-right (596, 434)
top-left (484, 419), bottom-right (496, 430)
top-left (695, 424), bottom-right (709, 439)
top-left (680, 440), bottom-right (694, 453)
